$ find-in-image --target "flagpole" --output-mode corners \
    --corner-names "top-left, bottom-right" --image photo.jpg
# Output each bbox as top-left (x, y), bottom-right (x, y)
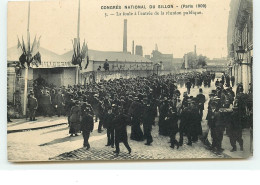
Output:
top-left (23, 1), bottom-right (30, 116)
top-left (77, 0), bottom-right (80, 44)
top-left (76, 0), bottom-right (80, 84)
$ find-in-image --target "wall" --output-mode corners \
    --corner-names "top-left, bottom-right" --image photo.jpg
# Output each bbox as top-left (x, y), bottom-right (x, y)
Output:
top-left (63, 68), bottom-right (77, 87)
top-left (91, 61), bottom-right (153, 72)
top-left (7, 67), bottom-right (16, 103)
top-left (32, 67), bottom-right (77, 87)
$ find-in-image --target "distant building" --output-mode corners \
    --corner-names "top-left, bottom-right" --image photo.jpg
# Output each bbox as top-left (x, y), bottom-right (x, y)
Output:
top-left (207, 58), bottom-right (228, 66)
top-left (150, 49), bottom-right (174, 70)
top-left (135, 45), bottom-right (143, 56)
top-left (145, 55), bottom-right (151, 60)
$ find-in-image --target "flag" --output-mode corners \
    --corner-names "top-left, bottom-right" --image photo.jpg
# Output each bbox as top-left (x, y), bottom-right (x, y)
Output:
top-left (30, 35), bottom-right (37, 57)
top-left (81, 40), bottom-right (87, 59)
top-left (84, 55), bottom-right (89, 69)
top-left (21, 36), bottom-right (26, 55)
top-left (17, 36), bottom-right (23, 55)
top-left (36, 36), bottom-right (41, 52)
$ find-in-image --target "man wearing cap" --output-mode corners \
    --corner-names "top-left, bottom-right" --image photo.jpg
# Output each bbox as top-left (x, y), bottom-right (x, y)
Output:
top-left (28, 92), bottom-right (38, 121)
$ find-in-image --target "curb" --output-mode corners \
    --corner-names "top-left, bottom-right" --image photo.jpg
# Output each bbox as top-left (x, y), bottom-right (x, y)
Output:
top-left (7, 122), bottom-right (67, 134)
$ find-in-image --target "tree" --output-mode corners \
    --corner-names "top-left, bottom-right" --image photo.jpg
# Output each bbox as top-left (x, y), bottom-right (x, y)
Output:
top-left (181, 52), bottom-right (208, 69)
top-left (197, 55), bottom-right (207, 67)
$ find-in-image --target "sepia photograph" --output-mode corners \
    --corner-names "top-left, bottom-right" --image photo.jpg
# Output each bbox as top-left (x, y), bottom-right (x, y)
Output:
top-left (7, 0), bottom-right (253, 162)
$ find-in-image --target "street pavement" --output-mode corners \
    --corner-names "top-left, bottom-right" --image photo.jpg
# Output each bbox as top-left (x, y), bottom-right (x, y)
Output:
top-left (7, 116), bottom-right (68, 133)
top-left (7, 79), bottom-right (252, 161)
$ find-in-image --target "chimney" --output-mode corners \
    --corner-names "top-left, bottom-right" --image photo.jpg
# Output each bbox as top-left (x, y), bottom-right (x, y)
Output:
top-left (194, 45), bottom-right (197, 56)
top-left (132, 40), bottom-right (134, 55)
top-left (123, 19), bottom-right (127, 53)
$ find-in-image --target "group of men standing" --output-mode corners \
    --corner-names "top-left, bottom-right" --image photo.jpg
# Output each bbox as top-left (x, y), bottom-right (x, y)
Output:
top-left (26, 71), bottom-right (252, 156)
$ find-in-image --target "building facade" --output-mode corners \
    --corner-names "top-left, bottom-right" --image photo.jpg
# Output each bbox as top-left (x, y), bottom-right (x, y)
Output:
top-left (135, 45), bottom-right (143, 56)
top-left (227, 0), bottom-right (253, 93)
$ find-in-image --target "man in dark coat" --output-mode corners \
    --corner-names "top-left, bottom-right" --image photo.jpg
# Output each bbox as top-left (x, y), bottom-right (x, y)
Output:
top-left (80, 108), bottom-right (94, 149)
top-left (104, 106), bottom-right (115, 148)
top-left (168, 107), bottom-right (179, 149)
top-left (179, 102), bottom-right (192, 146)
top-left (142, 101), bottom-right (155, 145)
top-left (41, 88), bottom-right (52, 116)
top-left (158, 97), bottom-right (170, 136)
top-left (128, 97), bottom-right (144, 141)
top-left (228, 107), bottom-right (243, 152)
top-left (54, 90), bottom-right (65, 117)
top-left (28, 92), bottom-right (38, 121)
top-left (196, 88), bottom-right (206, 120)
top-left (113, 106), bottom-right (131, 155)
top-left (185, 80), bottom-right (191, 94)
top-left (208, 101), bottom-right (225, 153)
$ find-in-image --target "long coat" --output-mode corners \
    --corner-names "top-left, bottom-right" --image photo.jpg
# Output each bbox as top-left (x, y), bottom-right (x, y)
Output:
top-left (113, 113), bottom-right (130, 143)
top-left (28, 96), bottom-right (38, 110)
top-left (69, 105), bottom-right (81, 134)
top-left (70, 105), bottom-right (81, 123)
top-left (81, 113), bottom-right (94, 132)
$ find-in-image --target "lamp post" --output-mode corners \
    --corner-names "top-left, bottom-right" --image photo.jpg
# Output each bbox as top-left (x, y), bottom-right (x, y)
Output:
top-left (236, 45), bottom-right (245, 65)
top-left (228, 63), bottom-right (233, 76)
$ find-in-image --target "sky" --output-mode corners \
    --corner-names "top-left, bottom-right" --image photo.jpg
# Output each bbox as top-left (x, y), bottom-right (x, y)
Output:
top-left (8, 0), bottom-right (231, 59)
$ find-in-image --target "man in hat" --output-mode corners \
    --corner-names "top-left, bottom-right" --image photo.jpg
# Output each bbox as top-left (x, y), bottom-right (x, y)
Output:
top-left (228, 106), bottom-right (243, 152)
top-left (128, 96), bottom-right (144, 141)
top-left (185, 80), bottom-right (192, 94)
top-left (208, 101), bottom-right (225, 154)
top-left (28, 91), bottom-right (38, 121)
top-left (168, 107), bottom-right (179, 149)
top-left (142, 100), bottom-right (155, 145)
top-left (179, 99), bottom-right (192, 146)
top-left (54, 89), bottom-right (65, 117)
top-left (104, 105), bottom-right (116, 148)
top-left (41, 88), bottom-right (53, 117)
top-left (196, 88), bottom-right (206, 120)
top-left (158, 96), bottom-right (170, 136)
top-left (113, 106), bottom-right (132, 155)
top-left (69, 100), bottom-right (81, 136)
top-left (80, 107), bottom-right (94, 149)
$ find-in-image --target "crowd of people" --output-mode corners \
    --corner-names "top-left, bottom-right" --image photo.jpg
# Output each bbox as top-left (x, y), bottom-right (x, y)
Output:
top-left (26, 71), bottom-right (252, 155)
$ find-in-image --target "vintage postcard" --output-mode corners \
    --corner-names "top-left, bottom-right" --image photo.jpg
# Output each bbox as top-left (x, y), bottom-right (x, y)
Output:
top-left (7, 0), bottom-right (253, 162)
